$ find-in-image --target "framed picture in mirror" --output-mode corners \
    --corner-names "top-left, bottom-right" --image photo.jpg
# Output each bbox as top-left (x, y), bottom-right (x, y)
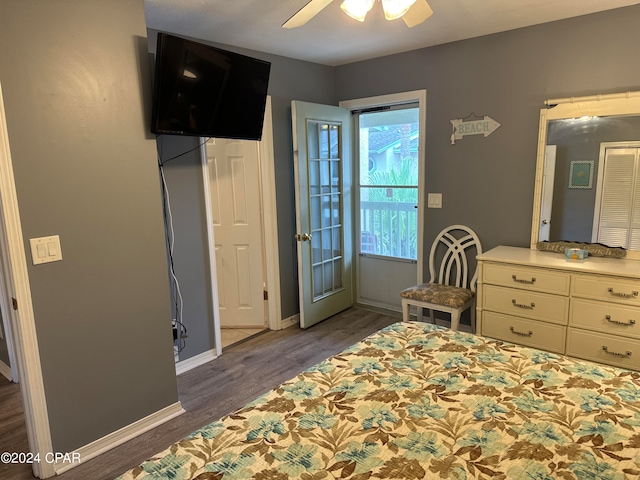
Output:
top-left (568, 160), bottom-right (593, 189)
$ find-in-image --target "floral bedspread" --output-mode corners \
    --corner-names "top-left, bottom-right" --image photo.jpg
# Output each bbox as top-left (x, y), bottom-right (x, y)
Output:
top-left (117, 322), bottom-right (640, 479)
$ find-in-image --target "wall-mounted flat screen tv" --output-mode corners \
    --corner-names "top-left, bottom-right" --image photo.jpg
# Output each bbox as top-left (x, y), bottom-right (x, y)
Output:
top-left (150, 33), bottom-right (271, 140)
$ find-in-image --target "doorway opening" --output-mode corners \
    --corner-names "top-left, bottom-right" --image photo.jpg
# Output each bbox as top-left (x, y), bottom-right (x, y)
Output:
top-left (201, 97), bottom-right (282, 355)
top-left (204, 137), bottom-right (268, 349)
top-left (340, 91), bottom-right (426, 313)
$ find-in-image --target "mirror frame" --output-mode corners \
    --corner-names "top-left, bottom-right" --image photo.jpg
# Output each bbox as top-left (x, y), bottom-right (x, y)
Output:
top-left (530, 90), bottom-right (640, 260)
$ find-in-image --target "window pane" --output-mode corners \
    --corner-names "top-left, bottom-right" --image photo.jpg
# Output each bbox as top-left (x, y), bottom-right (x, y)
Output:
top-left (359, 108), bottom-right (419, 186)
top-left (323, 261), bottom-right (333, 293)
top-left (320, 160), bottom-right (330, 193)
top-left (311, 195), bottom-right (321, 231)
top-left (307, 122), bottom-right (319, 159)
top-left (319, 124), bottom-right (329, 159)
top-left (333, 259), bottom-right (342, 289)
top-left (313, 265), bottom-right (323, 298)
top-left (331, 160), bottom-right (340, 191)
top-left (330, 125), bottom-right (339, 159)
top-left (309, 160), bottom-right (320, 195)
top-left (359, 187), bottom-right (417, 259)
top-left (322, 228), bottom-right (332, 261)
top-left (312, 231), bottom-right (321, 264)
top-left (321, 195), bottom-right (331, 228)
top-left (332, 226), bottom-right (342, 257)
top-left (331, 194), bottom-right (340, 226)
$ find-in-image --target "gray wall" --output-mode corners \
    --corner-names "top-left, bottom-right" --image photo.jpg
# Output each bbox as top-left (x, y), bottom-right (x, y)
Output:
top-left (157, 135), bottom-right (215, 361)
top-left (149, 30), bottom-right (336, 359)
top-left (335, 5), bottom-right (640, 268)
top-left (0, 0), bottom-right (178, 452)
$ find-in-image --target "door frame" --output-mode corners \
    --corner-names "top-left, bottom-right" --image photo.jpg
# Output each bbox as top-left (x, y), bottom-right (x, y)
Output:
top-left (340, 90), bottom-right (427, 286)
top-left (201, 96), bottom-right (282, 355)
top-left (0, 82), bottom-right (54, 478)
top-left (538, 145), bottom-right (557, 242)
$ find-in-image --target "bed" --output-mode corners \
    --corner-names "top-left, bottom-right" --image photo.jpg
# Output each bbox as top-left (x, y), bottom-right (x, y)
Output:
top-left (117, 322), bottom-right (640, 479)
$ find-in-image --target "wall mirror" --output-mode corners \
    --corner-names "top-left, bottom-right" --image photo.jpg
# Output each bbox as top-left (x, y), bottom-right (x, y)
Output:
top-left (530, 91), bottom-right (640, 260)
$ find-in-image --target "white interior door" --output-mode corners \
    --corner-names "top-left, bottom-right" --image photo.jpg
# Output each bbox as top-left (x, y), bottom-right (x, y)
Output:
top-left (206, 138), bottom-right (266, 328)
top-left (539, 145), bottom-right (557, 242)
top-left (292, 101), bottom-right (353, 329)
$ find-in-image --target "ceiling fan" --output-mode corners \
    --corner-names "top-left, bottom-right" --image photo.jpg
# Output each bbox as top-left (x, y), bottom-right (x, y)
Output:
top-left (283, 0), bottom-right (433, 29)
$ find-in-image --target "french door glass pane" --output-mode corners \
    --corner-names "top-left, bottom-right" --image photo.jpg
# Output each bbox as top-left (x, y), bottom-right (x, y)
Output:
top-left (357, 107), bottom-right (419, 260)
top-left (308, 121), bottom-right (344, 300)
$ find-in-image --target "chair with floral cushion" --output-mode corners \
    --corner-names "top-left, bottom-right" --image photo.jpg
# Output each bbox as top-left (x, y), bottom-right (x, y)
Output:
top-left (400, 225), bottom-right (482, 332)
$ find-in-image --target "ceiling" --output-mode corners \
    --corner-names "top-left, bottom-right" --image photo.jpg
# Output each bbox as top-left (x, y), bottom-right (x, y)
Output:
top-left (144, 0), bottom-right (640, 66)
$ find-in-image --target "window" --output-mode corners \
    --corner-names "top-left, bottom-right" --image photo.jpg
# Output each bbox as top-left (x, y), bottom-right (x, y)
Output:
top-left (357, 105), bottom-right (419, 260)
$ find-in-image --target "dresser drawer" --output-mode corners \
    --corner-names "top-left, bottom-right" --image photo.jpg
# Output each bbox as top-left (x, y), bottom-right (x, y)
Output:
top-left (567, 328), bottom-right (640, 371)
top-left (572, 274), bottom-right (640, 306)
top-left (482, 311), bottom-right (566, 353)
top-left (483, 263), bottom-right (570, 295)
top-left (483, 285), bottom-right (569, 325)
top-left (570, 298), bottom-right (640, 339)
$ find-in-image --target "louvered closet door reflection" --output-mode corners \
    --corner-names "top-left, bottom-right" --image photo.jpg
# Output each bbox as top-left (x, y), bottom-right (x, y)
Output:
top-left (207, 138), bottom-right (266, 328)
top-left (597, 148), bottom-right (640, 249)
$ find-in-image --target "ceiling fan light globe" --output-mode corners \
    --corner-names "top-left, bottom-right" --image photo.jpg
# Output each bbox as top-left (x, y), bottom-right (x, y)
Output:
top-left (381, 0), bottom-right (417, 20)
top-left (340, 0), bottom-right (375, 22)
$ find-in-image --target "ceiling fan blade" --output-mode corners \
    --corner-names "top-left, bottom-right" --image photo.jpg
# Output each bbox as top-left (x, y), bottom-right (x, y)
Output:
top-left (282, 0), bottom-right (335, 28)
top-left (402, 0), bottom-right (433, 28)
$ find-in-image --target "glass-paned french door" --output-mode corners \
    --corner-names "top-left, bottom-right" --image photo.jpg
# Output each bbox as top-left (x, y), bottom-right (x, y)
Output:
top-left (292, 100), bottom-right (352, 329)
top-left (357, 105), bottom-right (419, 260)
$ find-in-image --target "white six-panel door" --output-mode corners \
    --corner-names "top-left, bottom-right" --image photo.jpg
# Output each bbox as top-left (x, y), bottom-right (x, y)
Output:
top-left (206, 138), bottom-right (266, 328)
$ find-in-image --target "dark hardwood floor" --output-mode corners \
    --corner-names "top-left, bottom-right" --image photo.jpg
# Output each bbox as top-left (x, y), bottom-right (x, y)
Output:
top-left (0, 371), bottom-right (30, 480)
top-left (1, 307), bottom-right (399, 480)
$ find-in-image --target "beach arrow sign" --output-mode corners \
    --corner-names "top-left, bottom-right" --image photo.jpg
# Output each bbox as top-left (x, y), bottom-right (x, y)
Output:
top-left (450, 116), bottom-right (501, 144)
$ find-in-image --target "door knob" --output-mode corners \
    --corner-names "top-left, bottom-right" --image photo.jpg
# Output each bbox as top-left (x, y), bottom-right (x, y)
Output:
top-left (295, 233), bottom-right (312, 242)
top-left (542, 220), bottom-right (549, 225)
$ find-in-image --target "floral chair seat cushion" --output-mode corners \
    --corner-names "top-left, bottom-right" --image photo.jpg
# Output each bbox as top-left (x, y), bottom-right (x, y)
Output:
top-left (400, 283), bottom-right (474, 308)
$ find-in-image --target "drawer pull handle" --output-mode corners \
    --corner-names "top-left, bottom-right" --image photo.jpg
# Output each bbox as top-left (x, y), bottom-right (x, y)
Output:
top-left (512, 299), bottom-right (535, 310)
top-left (602, 346), bottom-right (632, 357)
top-left (510, 326), bottom-right (533, 337)
top-left (608, 288), bottom-right (639, 299)
top-left (605, 315), bottom-right (636, 326)
top-left (512, 275), bottom-right (536, 285)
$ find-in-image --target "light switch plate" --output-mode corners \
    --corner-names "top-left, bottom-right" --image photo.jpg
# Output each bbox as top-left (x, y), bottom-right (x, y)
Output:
top-left (29, 235), bottom-right (62, 265)
top-left (428, 193), bottom-right (443, 208)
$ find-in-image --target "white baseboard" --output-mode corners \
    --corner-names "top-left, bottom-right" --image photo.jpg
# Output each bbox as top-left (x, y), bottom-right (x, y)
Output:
top-left (0, 359), bottom-right (12, 382)
top-left (54, 401), bottom-right (185, 475)
top-left (175, 348), bottom-right (218, 375)
top-left (357, 298), bottom-right (402, 313)
top-left (281, 313), bottom-right (299, 329)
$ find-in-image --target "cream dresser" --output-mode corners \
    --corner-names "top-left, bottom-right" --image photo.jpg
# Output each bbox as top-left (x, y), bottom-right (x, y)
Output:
top-left (477, 246), bottom-right (640, 370)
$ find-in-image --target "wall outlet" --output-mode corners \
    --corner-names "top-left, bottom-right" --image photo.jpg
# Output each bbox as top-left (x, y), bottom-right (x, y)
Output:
top-left (172, 319), bottom-right (178, 340)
